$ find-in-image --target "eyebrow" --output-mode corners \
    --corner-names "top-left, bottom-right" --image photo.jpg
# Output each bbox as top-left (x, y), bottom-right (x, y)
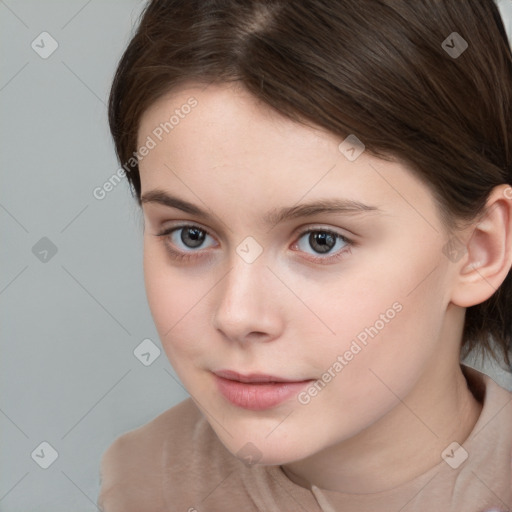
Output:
top-left (140, 189), bottom-right (382, 226)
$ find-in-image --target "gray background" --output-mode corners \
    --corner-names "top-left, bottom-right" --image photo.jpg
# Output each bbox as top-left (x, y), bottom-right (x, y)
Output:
top-left (1, 1), bottom-right (511, 510)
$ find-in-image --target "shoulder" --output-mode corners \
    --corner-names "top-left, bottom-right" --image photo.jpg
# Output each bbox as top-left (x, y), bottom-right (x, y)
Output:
top-left (99, 397), bottom-right (203, 474)
top-left (463, 363), bottom-right (512, 407)
top-left (98, 397), bottom-right (207, 511)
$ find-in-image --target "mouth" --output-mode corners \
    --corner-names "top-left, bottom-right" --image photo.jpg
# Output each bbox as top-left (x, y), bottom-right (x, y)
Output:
top-left (212, 369), bottom-right (315, 410)
top-left (213, 369), bottom-right (309, 383)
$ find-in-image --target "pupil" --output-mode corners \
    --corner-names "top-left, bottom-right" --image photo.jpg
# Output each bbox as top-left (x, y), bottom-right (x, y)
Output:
top-left (310, 232), bottom-right (335, 254)
top-left (182, 228), bottom-right (205, 248)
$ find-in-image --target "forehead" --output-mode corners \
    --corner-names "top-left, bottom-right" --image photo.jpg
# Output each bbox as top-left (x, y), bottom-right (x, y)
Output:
top-left (136, 82), bottom-right (441, 231)
top-left (138, 81), bottom-right (336, 160)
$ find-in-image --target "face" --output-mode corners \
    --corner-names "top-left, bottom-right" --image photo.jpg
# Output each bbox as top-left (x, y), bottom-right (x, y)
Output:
top-left (137, 82), bottom-right (458, 465)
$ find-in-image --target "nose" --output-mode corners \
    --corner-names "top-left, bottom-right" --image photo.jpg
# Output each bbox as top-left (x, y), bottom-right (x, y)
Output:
top-left (211, 254), bottom-right (284, 344)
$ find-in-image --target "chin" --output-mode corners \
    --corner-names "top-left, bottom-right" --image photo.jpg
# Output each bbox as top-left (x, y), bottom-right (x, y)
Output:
top-left (212, 423), bottom-right (318, 467)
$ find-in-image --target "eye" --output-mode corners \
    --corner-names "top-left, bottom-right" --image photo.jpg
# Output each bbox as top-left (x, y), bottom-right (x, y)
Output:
top-left (292, 227), bottom-right (352, 263)
top-left (155, 224), bottom-right (217, 261)
top-left (171, 226), bottom-right (214, 250)
top-left (154, 224), bottom-right (353, 265)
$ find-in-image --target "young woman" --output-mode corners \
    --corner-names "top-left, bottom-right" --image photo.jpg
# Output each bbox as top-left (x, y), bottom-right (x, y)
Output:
top-left (98, 1), bottom-right (512, 510)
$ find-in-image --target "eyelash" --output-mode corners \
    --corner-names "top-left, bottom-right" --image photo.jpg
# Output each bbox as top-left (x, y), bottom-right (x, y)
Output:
top-left (154, 224), bottom-right (353, 265)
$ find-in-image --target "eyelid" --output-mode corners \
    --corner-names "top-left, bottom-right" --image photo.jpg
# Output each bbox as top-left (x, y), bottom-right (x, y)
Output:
top-left (291, 222), bottom-right (354, 239)
top-left (156, 221), bottom-right (218, 241)
top-left (157, 221), bottom-right (353, 245)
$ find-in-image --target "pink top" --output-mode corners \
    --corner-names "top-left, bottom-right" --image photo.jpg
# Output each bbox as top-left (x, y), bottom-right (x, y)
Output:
top-left (98, 364), bottom-right (512, 511)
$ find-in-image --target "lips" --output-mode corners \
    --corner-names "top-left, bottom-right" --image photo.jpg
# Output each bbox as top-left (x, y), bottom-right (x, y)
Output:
top-left (212, 369), bottom-right (314, 410)
top-left (213, 369), bottom-right (306, 383)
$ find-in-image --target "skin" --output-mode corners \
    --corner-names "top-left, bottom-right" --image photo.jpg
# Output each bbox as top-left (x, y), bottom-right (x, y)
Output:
top-left (137, 81), bottom-right (512, 493)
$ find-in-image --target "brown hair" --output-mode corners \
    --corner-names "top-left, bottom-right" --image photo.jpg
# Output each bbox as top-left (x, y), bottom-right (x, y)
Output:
top-left (108, 0), bottom-right (512, 367)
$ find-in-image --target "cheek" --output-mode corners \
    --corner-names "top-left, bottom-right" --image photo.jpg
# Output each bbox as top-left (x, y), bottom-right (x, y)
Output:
top-left (143, 244), bottom-right (176, 329)
top-left (300, 268), bottom-right (405, 364)
top-left (143, 243), bottom-right (197, 351)
top-left (307, 248), bottom-right (447, 400)
top-left (292, 301), bottom-right (442, 447)
top-left (142, 240), bottom-right (219, 379)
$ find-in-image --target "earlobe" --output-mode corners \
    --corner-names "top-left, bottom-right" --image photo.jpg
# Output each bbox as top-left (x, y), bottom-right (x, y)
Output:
top-left (450, 184), bottom-right (512, 308)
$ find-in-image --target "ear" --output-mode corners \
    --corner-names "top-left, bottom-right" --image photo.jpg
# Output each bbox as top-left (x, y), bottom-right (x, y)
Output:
top-left (449, 184), bottom-right (512, 308)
